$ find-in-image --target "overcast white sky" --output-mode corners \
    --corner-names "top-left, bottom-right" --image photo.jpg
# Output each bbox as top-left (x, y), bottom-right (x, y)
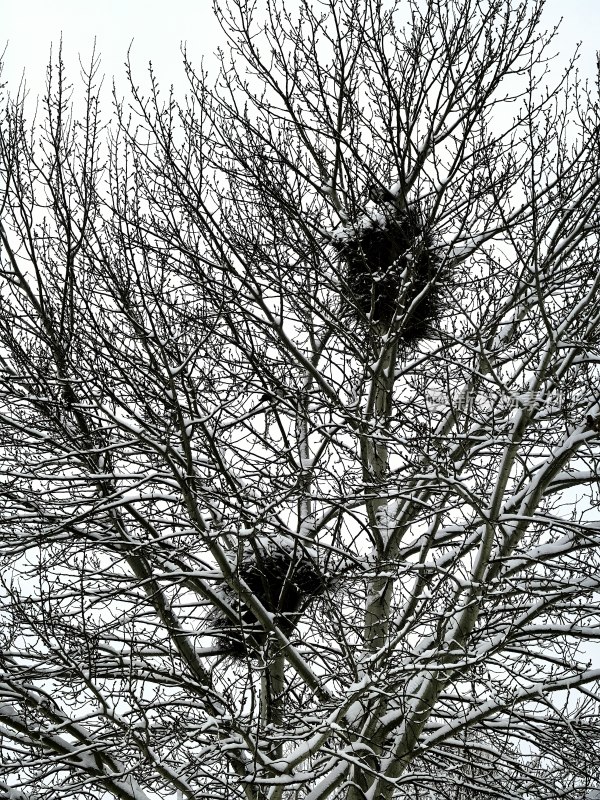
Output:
top-left (3, 0), bottom-right (600, 702)
top-left (2, 0), bottom-right (599, 102)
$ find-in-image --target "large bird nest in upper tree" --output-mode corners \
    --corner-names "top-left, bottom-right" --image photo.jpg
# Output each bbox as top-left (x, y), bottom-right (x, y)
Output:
top-left (331, 201), bottom-right (444, 342)
top-left (208, 536), bottom-right (327, 658)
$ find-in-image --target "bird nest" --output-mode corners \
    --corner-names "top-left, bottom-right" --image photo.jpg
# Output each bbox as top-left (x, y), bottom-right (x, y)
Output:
top-left (207, 537), bottom-right (326, 658)
top-left (331, 206), bottom-right (443, 342)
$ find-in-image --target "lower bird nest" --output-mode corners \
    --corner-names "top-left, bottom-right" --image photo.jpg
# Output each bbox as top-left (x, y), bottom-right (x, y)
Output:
top-left (207, 537), bottom-right (326, 658)
top-left (331, 206), bottom-right (443, 342)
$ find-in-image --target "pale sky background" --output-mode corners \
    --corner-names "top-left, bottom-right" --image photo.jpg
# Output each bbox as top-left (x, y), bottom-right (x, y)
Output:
top-left (2, 0), bottom-right (600, 103)
top-left (3, 0), bottom-right (600, 729)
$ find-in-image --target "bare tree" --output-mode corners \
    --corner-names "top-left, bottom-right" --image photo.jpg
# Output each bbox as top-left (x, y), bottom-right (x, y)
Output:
top-left (2, 1), bottom-right (600, 798)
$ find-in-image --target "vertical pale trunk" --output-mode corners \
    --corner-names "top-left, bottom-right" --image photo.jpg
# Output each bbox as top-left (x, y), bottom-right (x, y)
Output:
top-left (362, 338), bottom-right (398, 653)
top-left (346, 339), bottom-right (398, 800)
top-left (296, 378), bottom-right (313, 530)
